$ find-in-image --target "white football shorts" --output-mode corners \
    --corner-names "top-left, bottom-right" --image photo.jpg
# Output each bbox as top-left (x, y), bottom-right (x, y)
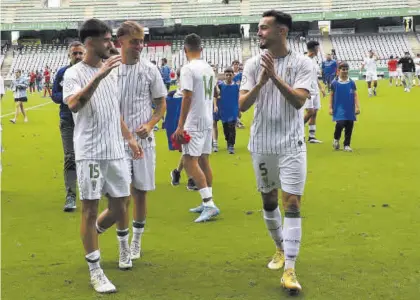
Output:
top-left (76, 159), bottom-right (130, 200)
top-left (389, 71), bottom-right (398, 78)
top-left (182, 130), bottom-right (212, 157)
top-left (304, 93), bottom-right (321, 110)
top-left (365, 72), bottom-right (378, 82)
top-left (125, 147), bottom-right (156, 191)
top-left (251, 152), bottom-right (307, 195)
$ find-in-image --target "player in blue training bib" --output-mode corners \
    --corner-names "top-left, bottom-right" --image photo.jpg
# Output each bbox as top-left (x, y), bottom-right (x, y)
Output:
top-left (215, 67), bottom-right (240, 154)
top-left (322, 53), bottom-right (338, 92)
top-left (329, 61), bottom-right (360, 152)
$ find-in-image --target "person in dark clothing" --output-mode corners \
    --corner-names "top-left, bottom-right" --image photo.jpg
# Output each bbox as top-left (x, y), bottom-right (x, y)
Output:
top-left (51, 41), bottom-right (85, 212)
top-left (398, 52), bottom-right (416, 92)
top-left (160, 58), bottom-right (171, 90)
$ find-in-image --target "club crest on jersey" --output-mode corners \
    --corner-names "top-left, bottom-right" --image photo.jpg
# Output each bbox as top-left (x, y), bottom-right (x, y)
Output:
top-left (91, 180), bottom-right (97, 191)
top-left (241, 74), bottom-right (247, 86)
top-left (63, 80), bottom-right (74, 93)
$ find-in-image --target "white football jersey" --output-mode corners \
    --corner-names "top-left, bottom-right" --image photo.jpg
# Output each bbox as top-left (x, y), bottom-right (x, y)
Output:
top-left (117, 58), bottom-right (168, 150)
top-left (0, 75), bottom-right (4, 95)
top-left (308, 55), bottom-right (320, 95)
top-left (181, 59), bottom-right (216, 131)
top-left (241, 51), bottom-right (313, 155)
top-left (363, 57), bottom-right (377, 73)
top-left (11, 76), bottom-right (28, 99)
top-left (63, 62), bottom-right (125, 161)
top-left (414, 58), bottom-right (420, 70)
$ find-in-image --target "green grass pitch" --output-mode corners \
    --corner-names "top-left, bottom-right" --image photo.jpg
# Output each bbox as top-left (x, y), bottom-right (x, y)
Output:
top-left (2, 81), bottom-right (420, 299)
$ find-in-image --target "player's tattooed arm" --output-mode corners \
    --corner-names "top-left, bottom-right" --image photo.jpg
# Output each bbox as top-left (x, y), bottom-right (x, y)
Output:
top-left (67, 56), bottom-right (121, 112)
top-left (136, 97), bottom-right (166, 139)
top-left (66, 78), bottom-right (101, 112)
top-left (150, 97), bottom-right (166, 126)
top-left (270, 73), bottom-right (309, 110)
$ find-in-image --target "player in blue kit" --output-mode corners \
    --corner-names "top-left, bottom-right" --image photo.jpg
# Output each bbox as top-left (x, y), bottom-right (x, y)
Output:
top-left (215, 67), bottom-right (240, 154)
top-left (329, 62), bottom-right (360, 152)
top-left (322, 53), bottom-right (338, 92)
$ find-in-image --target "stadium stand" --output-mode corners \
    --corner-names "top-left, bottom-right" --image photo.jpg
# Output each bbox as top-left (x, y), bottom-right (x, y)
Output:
top-left (171, 0), bottom-right (241, 18)
top-left (140, 45), bottom-right (172, 64)
top-left (330, 0), bottom-right (409, 11)
top-left (331, 34), bottom-right (413, 69)
top-left (6, 44), bottom-right (68, 79)
top-left (250, 36), bottom-right (324, 62)
top-left (249, 0), bottom-right (327, 15)
top-left (171, 38), bottom-right (242, 73)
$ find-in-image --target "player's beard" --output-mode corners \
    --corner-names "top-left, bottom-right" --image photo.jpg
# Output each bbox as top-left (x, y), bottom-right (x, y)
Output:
top-left (259, 41), bottom-right (268, 50)
top-left (97, 48), bottom-right (111, 60)
top-left (259, 38), bottom-right (269, 50)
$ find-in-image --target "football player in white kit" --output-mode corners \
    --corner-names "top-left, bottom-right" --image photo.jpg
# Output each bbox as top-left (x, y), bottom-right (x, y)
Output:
top-left (303, 40), bottom-right (326, 144)
top-left (414, 53), bottom-right (420, 86)
top-left (396, 56), bottom-right (403, 86)
top-left (63, 19), bottom-right (143, 294)
top-left (361, 50), bottom-right (378, 97)
top-left (239, 10), bottom-right (313, 294)
top-left (173, 33), bottom-right (220, 223)
top-left (95, 21), bottom-right (167, 260)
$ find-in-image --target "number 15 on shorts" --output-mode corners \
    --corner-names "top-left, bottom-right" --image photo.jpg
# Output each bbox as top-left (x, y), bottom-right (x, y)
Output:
top-left (89, 163), bottom-right (100, 179)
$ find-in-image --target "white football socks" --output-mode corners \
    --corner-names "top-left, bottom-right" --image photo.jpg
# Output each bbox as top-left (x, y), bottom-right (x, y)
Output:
top-left (284, 214), bottom-right (302, 270)
top-left (263, 207), bottom-right (284, 250)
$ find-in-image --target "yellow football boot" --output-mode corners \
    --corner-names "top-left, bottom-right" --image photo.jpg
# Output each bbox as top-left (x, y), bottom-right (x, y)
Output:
top-left (281, 268), bottom-right (302, 294)
top-left (267, 248), bottom-right (285, 270)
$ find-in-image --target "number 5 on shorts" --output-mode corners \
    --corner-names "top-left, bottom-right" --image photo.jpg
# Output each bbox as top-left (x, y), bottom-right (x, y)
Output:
top-left (259, 163), bottom-right (268, 176)
top-left (89, 163), bottom-right (99, 179)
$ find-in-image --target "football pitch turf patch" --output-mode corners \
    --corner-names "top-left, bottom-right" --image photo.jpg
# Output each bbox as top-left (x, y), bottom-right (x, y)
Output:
top-left (2, 83), bottom-right (420, 299)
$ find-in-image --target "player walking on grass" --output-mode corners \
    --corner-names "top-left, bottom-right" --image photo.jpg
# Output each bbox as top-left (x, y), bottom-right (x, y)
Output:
top-left (52, 41), bottom-right (85, 212)
top-left (329, 62), bottom-right (360, 152)
top-left (215, 67), bottom-right (240, 154)
top-left (321, 53), bottom-right (337, 92)
top-left (303, 40), bottom-right (326, 144)
top-left (96, 21), bottom-right (167, 261)
top-left (10, 70), bottom-right (28, 124)
top-left (173, 33), bottom-right (220, 223)
top-left (0, 74), bottom-right (4, 99)
top-left (414, 54), bottom-right (420, 86)
top-left (398, 52), bottom-right (416, 92)
top-left (63, 19), bottom-right (142, 294)
top-left (43, 66), bottom-right (52, 97)
top-left (361, 50), bottom-right (378, 97)
top-left (169, 70), bottom-right (199, 191)
top-left (239, 10), bottom-right (312, 294)
top-left (387, 56), bottom-right (398, 86)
